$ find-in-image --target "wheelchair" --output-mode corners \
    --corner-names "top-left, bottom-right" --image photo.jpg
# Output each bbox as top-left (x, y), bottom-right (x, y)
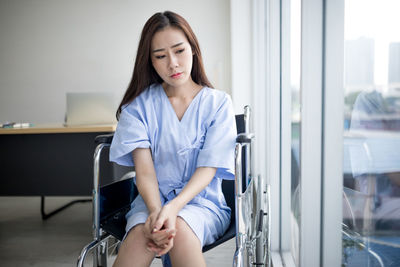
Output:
top-left (77, 106), bottom-right (270, 267)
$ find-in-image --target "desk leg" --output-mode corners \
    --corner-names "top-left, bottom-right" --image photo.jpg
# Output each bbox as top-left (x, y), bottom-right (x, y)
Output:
top-left (40, 196), bottom-right (91, 220)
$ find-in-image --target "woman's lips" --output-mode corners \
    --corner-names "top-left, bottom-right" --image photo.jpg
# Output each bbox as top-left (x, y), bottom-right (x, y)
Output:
top-left (171, 72), bottom-right (183, 78)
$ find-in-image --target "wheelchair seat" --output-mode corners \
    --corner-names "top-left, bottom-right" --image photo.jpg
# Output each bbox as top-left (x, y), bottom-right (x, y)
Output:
top-left (98, 176), bottom-right (236, 253)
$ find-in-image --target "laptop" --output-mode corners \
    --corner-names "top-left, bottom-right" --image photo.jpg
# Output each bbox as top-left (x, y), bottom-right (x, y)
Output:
top-left (65, 92), bottom-right (117, 126)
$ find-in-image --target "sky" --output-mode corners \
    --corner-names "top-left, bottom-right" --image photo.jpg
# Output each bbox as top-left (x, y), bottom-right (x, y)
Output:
top-left (345, 0), bottom-right (400, 86)
top-left (290, 0), bottom-right (400, 89)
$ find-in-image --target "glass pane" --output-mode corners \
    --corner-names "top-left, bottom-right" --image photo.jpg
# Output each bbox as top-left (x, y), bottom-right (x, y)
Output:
top-left (343, 0), bottom-right (400, 266)
top-left (290, 0), bottom-right (301, 264)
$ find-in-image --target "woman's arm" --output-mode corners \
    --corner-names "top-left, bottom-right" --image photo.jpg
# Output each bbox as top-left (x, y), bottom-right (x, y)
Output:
top-left (153, 167), bottom-right (217, 230)
top-left (133, 148), bottom-right (176, 253)
top-left (169, 167), bottom-right (217, 212)
top-left (148, 167), bottom-right (216, 256)
top-left (132, 148), bottom-right (162, 214)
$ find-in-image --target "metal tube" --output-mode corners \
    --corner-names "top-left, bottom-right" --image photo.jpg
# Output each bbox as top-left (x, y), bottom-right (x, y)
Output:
top-left (249, 133), bottom-right (255, 183)
top-left (235, 143), bottom-right (243, 219)
top-left (92, 143), bottom-right (110, 267)
top-left (244, 105), bottom-right (251, 134)
top-left (77, 234), bottom-right (112, 267)
top-left (233, 235), bottom-right (246, 267)
top-left (77, 240), bottom-right (100, 267)
top-left (255, 175), bottom-right (264, 265)
top-left (244, 106), bottom-right (251, 188)
top-left (234, 143), bottom-right (244, 267)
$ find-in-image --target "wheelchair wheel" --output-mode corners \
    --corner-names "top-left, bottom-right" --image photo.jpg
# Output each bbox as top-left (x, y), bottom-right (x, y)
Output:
top-left (254, 183), bottom-right (271, 266)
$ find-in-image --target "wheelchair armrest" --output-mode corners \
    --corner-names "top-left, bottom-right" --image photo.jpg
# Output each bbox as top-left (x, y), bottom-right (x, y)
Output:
top-left (95, 133), bottom-right (114, 145)
top-left (236, 133), bottom-right (255, 144)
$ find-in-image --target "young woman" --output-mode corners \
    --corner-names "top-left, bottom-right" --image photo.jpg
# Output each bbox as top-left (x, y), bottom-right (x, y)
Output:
top-left (110, 11), bottom-right (236, 267)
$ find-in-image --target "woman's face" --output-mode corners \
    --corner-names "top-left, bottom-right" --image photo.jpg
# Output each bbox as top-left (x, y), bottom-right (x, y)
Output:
top-left (151, 27), bottom-right (194, 90)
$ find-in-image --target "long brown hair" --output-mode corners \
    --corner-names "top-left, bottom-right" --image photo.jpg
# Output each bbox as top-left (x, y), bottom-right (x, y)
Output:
top-left (116, 11), bottom-right (213, 119)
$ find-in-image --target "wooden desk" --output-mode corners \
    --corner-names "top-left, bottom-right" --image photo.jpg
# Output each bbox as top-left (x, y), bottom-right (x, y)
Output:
top-left (0, 124), bottom-right (116, 135)
top-left (0, 124), bottom-right (117, 219)
top-left (0, 124), bottom-right (116, 196)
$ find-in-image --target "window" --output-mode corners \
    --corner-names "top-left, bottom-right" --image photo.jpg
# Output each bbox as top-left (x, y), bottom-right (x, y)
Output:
top-left (289, 0), bottom-right (302, 264)
top-left (342, 0), bottom-right (400, 265)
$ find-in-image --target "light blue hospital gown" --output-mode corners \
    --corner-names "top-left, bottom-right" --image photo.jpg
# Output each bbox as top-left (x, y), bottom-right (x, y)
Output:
top-left (109, 83), bottom-right (236, 265)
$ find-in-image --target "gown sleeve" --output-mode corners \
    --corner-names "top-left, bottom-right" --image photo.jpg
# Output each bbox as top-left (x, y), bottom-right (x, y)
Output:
top-left (196, 94), bottom-right (237, 180)
top-left (109, 100), bottom-right (151, 166)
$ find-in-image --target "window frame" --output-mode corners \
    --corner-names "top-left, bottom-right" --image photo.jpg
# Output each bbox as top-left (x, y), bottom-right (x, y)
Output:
top-left (270, 0), bottom-right (344, 266)
top-left (231, 0), bottom-right (344, 265)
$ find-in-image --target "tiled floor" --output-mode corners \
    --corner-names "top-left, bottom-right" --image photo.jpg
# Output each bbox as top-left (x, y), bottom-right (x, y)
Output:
top-left (0, 197), bottom-right (235, 267)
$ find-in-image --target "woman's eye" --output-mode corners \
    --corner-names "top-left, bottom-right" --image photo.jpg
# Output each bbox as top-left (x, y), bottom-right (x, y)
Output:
top-left (176, 48), bottom-right (185, 54)
top-left (155, 55), bottom-right (165, 59)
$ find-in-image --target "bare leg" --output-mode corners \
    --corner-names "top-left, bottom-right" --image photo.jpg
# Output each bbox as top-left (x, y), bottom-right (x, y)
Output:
top-left (169, 217), bottom-right (206, 267)
top-left (113, 224), bottom-right (155, 267)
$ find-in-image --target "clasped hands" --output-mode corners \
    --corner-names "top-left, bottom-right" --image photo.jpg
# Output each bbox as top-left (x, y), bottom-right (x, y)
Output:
top-left (144, 203), bottom-right (178, 256)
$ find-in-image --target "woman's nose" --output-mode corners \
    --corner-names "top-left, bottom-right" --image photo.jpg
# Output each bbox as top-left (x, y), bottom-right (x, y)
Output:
top-left (168, 55), bottom-right (178, 69)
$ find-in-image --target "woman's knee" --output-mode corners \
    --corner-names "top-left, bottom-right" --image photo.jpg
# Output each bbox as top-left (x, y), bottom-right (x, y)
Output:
top-left (169, 218), bottom-right (205, 267)
top-left (114, 224), bottom-right (155, 267)
top-left (173, 217), bottom-right (201, 247)
top-left (122, 224), bottom-right (148, 249)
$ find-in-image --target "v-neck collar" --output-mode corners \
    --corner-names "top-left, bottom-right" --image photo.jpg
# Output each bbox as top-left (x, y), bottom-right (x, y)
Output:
top-left (160, 84), bottom-right (205, 124)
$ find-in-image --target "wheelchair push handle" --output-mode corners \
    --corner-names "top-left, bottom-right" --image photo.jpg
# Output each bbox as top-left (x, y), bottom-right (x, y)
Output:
top-left (94, 133), bottom-right (114, 145)
top-left (257, 209), bottom-right (264, 233)
top-left (236, 133), bottom-right (255, 144)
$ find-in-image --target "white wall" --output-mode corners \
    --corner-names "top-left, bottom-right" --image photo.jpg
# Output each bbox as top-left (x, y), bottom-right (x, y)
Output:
top-left (230, 0), bottom-right (252, 115)
top-left (0, 0), bottom-right (231, 124)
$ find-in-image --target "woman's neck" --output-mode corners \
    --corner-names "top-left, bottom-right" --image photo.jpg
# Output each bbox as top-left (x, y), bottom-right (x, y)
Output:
top-left (162, 79), bottom-right (202, 99)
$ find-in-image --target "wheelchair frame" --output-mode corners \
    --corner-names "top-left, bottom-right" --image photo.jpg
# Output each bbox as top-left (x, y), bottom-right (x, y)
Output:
top-left (77, 106), bottom-right (270, 267)
top-left (234, 107), bottom-right (270, 267)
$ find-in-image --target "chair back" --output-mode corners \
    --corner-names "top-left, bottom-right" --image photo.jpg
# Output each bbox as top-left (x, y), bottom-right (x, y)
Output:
top-left (235, 114), bottom-right (245, 134)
